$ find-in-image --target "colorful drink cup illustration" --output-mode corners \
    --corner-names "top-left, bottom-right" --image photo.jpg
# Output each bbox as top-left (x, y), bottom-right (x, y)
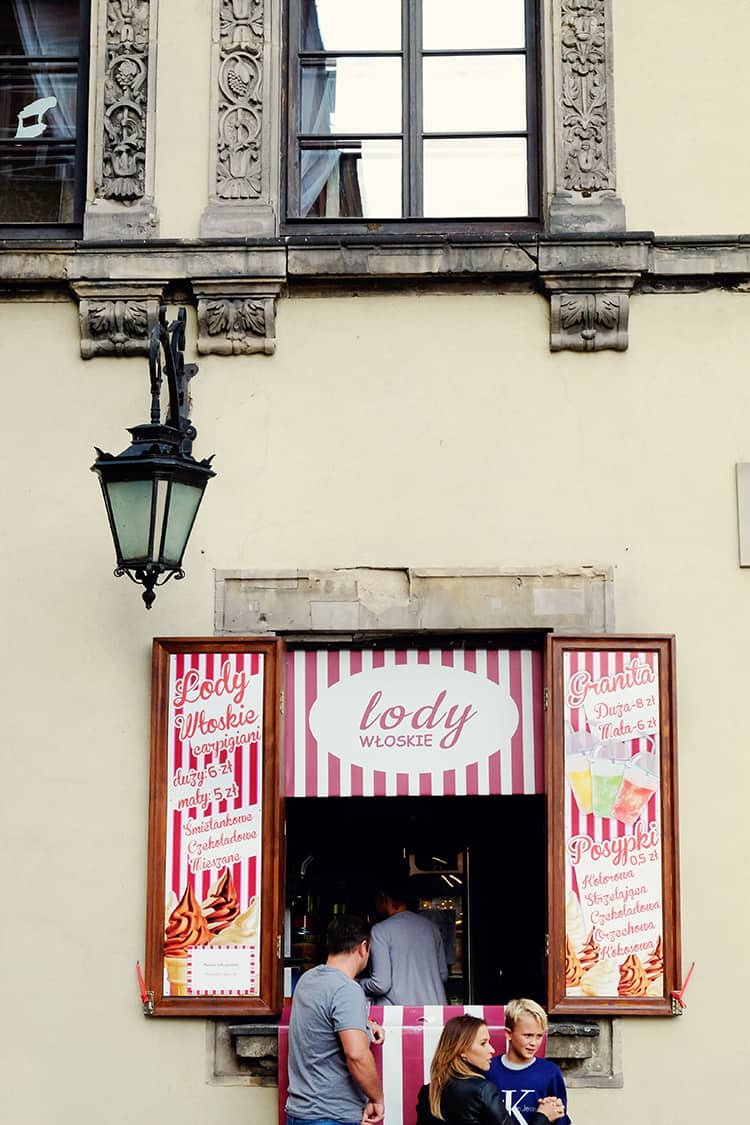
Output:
top-left (612, 751), bottom-right (659, 825)
top-left (591, 741), bottom-right (629, 819)
top-left (565, 726), bottom-right (598, 814)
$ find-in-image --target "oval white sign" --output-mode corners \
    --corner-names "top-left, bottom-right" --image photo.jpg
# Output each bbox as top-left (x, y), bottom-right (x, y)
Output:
top-left (308, 662), bottom-right (519, 776)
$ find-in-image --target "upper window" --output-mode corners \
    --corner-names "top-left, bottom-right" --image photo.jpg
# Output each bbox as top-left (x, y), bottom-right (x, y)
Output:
top-left (0, 1), bottom-right (88, 231)
top-left (286, 0), bottom-right (539, 227)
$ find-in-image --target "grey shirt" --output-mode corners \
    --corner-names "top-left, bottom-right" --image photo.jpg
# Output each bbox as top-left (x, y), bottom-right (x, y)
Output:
top-left (286, 964), bottom-right (370, 1123)
top-left (360, 911), bottom-right (448, 1006)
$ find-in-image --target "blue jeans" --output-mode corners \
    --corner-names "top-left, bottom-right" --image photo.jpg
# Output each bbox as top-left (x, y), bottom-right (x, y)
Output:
top-left (287, 1117), bottom-right (361, 1125)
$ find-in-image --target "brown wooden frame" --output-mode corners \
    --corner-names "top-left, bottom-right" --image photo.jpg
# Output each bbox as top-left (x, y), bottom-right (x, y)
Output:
top-left (546, 635), bottom-right (681, 1016)
top-left (145, 637), bottom-right (285, 1016)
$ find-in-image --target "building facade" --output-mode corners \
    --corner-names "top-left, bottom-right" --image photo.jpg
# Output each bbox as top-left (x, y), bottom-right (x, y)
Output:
top-left (3, 1), bottom-right (749, 1123)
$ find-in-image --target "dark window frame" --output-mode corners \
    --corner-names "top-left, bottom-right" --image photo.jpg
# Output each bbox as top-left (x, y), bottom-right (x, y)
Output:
top-left (284, 0), bottom-right (541, 235)
top-left (0, 0), bottom-right (89, 238)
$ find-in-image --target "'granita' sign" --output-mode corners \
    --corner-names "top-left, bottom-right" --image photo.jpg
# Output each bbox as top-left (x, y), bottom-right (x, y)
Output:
top-left (547, 635), bottom-right (681, 1017)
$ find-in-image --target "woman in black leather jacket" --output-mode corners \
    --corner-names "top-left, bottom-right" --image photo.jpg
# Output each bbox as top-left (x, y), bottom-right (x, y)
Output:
top-left (416, 1016), bottom-right (564, 1125)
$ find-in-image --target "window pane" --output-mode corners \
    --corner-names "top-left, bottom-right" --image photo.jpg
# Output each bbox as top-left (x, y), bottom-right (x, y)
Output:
top-left (423, 0), bottom-right (526, 49)
top-left (423, 138), bottom-right (528, 217)
top-left (301, 0), bottom-right (401, 51)
top-left (301, 59), bottom-right (401, 134)
top-left (0, 1), bottom-right (81, 56)
top-left (300, 141), bottom-right (401, 217)
top-left (0, 143), bottom-right (75, 221)
top-left (0, 68), bottom-right (77, 140)
top-left (423, 56), bottom-right (526, 133)
top-left (162, 483), bottom-right (204, 568)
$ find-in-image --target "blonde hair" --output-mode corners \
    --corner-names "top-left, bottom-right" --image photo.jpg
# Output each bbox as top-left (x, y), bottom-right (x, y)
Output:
top-left (428, 1015), bottom-right (487, 1120)
top-left (504, 998), bottom-right (548, 1032)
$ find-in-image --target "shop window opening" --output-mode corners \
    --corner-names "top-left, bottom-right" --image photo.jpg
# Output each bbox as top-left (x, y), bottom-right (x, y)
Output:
top-left (284, 794), bottom-right (547, 1005)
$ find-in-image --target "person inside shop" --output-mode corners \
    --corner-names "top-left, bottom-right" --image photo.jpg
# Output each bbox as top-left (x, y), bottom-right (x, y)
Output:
top-left (487, 999), bottom-right (570, 1125)
top-left (286, 914), bottom-right (386, 1125)
top-left (358, 874), bottom-right (449, 1005)
top-left (415, 1014), bottom-right (565, 1125)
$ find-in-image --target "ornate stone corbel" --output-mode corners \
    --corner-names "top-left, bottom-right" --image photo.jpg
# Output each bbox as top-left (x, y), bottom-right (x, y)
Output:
top-left (200, 0), bottom-right (281, 237)
top-left (549, 0), bottom-right (626, 234)
top-left (543, 274), bottom-right (636, 352)
top-left (194, 282), bottom-right (278, 356)
top-left (73, 282), bottom-right (163, 358)
top-left (84, 0), bottom-right (159, 239)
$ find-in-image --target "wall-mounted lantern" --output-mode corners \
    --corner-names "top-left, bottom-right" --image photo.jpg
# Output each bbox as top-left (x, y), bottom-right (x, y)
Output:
top-left (91, 306), bottom-right (215, 609)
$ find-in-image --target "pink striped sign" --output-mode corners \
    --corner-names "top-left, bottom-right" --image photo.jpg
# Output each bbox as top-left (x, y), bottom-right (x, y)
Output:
top-left (278, 1003), bottom-right (546, 1125)
top-left (284, 649), bottom-right (544, 797)
top-left (162, 650), bottom-right (264, 997)
top-left (563, 649), bottom-right (665, 1001)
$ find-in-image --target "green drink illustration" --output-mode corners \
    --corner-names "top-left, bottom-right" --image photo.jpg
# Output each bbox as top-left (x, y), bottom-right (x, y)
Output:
top-left (591, 743), bottom-right (628, 818)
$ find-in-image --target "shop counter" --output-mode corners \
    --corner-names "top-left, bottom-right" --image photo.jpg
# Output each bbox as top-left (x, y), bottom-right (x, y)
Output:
top-left (279, 1004), bottom-right (546, 1125)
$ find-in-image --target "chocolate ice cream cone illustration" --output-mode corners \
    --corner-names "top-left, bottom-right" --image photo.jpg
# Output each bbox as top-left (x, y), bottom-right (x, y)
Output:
top-left (202, 868), bottom-right (240, 936)
top-left (164, 882), bottom-right (212, 997)
top-left (618, 953), bottom-right (649, 997)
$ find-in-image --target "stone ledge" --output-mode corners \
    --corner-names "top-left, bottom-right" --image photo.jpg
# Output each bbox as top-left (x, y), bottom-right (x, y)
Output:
top-left (3, 234), bottom-right (750, 289)
top-left (212, 1017), bottom-right (620, 1089)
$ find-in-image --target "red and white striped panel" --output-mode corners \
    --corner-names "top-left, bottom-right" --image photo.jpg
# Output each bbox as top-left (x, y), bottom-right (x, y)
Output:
top-left (165, 650), bottom-right (262, 920)
top-left (284, 649), bottom-right (544, 797)
top-left (564, 648), bottom-right (661, 854)
top-left (278, 1004), bottom-right (546, 1125)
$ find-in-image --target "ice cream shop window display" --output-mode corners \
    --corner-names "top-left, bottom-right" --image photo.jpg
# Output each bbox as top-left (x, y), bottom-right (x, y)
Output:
top-left (143, 634), bottom-right (680, 1020)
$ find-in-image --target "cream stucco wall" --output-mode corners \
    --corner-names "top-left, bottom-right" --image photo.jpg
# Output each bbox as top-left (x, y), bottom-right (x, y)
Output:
top-left (613, 0), bottom-right (750, 235)
top-left (3, 289), bottom-right (749, 1123)
top-left (154, 0), bottom-right (212, 239)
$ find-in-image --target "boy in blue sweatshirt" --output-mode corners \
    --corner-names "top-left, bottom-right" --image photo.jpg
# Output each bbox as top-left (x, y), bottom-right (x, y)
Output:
top-left (487, 999), bottom-right (570, 1125)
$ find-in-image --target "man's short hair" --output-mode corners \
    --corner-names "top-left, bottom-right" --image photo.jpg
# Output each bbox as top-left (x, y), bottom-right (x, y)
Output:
top-left (326, 914), bottom-right (371, 955)
top-left (375, 872), bottom-right (413, 908)
top-left (504, 997), bottom-right (548, 1031)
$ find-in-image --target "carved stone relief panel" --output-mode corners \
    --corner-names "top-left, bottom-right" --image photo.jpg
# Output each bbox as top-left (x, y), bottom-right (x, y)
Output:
top-left (85, 0), bottom-right (159, 239)
top-left (549, 0), bottom-right (625, 234)
top-left (195, 282), bottom-right (279, 356)
top-left (201, 0), bottom-right (281, 237)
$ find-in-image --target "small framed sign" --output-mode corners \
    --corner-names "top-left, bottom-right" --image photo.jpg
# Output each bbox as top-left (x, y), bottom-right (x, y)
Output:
top-left (547, 636), bottom-right (681, 1015)
top-left (144, 638), bottom-right (284, 1016)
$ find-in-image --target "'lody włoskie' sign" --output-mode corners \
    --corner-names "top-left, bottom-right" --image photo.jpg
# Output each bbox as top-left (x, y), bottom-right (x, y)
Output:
top-left (145, 638), bottom-right (283, 1017)
top-left (547, 636), bottom-right (681, 1016)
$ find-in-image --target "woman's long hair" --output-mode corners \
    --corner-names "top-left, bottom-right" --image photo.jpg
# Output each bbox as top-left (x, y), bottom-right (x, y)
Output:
top-left (428, 1015), bottom-right (487, 1119)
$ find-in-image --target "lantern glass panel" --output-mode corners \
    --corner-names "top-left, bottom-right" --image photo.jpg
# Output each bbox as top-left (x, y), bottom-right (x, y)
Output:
top-left (106, 479), bottom-right (154, 562)
top-left (161, 481), bottom-right (205, 567)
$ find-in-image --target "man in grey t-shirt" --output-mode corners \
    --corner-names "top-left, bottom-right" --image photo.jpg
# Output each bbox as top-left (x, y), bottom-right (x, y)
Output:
top-left (360, 881), bottom-right (448, 1006)
top-left (286, 916), bottom-right (384, 1125)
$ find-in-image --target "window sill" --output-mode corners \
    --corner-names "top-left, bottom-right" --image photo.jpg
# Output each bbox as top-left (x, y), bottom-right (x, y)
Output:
top-left (209, 1016), bottom-right (621, 1089)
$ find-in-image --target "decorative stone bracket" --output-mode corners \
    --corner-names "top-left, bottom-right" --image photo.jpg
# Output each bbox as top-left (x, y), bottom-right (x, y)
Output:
top-left (194, 281), bottom-right (279, 356)
top-left (72, 277), bottom-right (280, 360)
top-left (74, 281), bottom-right (162, 358)
top-left (543, 274), bottom-right (637, 352)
